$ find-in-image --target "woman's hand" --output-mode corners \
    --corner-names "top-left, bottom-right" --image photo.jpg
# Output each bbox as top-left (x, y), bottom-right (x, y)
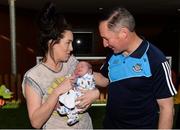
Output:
top-left (53, 76), bottom-right (76, 96)
top-left (76, 88), bottom-right (100, 112)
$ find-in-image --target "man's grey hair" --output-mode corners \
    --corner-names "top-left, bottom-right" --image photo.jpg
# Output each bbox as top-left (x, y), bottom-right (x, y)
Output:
top-left (104, 7), bottom-right (135, 32)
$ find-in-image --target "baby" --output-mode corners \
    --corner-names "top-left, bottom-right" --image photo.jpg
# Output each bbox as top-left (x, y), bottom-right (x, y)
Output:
top-left (57, 61), bottom-right (95, 126)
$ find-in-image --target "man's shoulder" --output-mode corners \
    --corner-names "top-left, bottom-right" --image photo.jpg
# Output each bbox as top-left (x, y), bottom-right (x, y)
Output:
top-left (147, 42), bottom-right (167, 63)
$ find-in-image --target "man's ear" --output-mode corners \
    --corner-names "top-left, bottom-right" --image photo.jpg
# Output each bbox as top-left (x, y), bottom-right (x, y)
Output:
top-left (118, 27), bottom-right (128, 39)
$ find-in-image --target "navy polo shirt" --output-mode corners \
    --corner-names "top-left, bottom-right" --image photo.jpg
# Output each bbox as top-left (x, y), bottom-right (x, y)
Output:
top-left (100, 40), bottom-right (177, 129)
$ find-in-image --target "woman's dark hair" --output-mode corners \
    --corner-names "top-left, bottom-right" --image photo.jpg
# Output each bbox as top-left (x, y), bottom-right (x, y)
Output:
top-left (37, 2), bottom-right (72, 59)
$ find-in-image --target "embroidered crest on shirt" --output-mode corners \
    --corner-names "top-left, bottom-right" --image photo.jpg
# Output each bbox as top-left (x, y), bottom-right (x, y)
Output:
top-left (133, 63), bottom-right (142, 72)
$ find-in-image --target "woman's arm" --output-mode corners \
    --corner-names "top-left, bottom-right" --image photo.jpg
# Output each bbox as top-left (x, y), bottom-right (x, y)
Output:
top-left (25, 77), bottom-right (73, 128)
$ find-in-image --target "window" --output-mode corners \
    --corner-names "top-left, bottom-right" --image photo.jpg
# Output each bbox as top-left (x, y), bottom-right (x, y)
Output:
top-left (72, 32), bottom-right (93, 56)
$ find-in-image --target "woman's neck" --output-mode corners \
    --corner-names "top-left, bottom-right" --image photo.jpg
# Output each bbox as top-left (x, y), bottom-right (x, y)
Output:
top-left (43, 56), bottom-right (63, 72)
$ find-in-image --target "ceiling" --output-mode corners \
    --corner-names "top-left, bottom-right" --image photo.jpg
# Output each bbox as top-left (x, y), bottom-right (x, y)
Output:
top-left (0, 0), bottom-right (180, 15)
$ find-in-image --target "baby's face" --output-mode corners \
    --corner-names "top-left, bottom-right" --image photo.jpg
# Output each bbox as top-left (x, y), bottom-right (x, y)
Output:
top-left (74, 62), bottom-right (90, 77)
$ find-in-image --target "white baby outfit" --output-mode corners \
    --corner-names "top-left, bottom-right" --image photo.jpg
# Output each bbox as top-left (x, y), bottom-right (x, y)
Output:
top-left (57, 73), bottom-right (95, 126)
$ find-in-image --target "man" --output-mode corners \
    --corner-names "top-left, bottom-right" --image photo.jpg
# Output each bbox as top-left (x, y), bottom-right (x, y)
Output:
top-left (98, 7), bottom-right (177, 129)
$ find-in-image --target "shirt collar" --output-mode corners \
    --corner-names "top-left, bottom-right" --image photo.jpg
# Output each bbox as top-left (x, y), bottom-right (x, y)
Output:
top-left (128, 40), bottom-right (149, 58)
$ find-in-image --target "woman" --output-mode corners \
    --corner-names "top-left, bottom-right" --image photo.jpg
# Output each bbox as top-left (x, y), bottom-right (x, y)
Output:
top-left (22, 2), bottom-right (100, 129)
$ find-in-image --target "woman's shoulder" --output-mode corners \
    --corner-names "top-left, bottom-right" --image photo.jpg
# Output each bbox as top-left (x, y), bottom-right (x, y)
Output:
top-left (24, 63), bottom-right (45, 78)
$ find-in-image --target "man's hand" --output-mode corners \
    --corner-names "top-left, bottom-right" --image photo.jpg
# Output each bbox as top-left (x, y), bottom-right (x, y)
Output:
top-left (76, 88), bottom-right (100, 112)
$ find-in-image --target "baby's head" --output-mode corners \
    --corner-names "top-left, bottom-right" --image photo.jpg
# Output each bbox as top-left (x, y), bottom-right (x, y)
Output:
top-left (74, 61), bottom-right (92, 77)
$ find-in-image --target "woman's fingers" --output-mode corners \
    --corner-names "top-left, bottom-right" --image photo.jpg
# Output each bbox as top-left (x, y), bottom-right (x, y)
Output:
top-left (69, 75), bottom-right (76, 86)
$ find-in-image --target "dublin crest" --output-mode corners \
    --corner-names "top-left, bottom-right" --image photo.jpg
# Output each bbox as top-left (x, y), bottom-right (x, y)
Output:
top-left (133, 63), bottom-right (142, 72)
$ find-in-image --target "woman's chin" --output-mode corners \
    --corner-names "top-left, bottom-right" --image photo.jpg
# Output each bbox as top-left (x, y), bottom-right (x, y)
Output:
top-left (64, 56), bottom-right (70, 62)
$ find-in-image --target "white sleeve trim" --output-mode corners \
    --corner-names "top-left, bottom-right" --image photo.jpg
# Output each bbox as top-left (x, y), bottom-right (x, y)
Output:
top-left (162, 61), bottom-right (177, 96)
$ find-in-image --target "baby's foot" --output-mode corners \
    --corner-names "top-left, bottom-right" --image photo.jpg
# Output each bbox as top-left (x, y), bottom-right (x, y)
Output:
top-left (67, 115), bottom-right (79, 126)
